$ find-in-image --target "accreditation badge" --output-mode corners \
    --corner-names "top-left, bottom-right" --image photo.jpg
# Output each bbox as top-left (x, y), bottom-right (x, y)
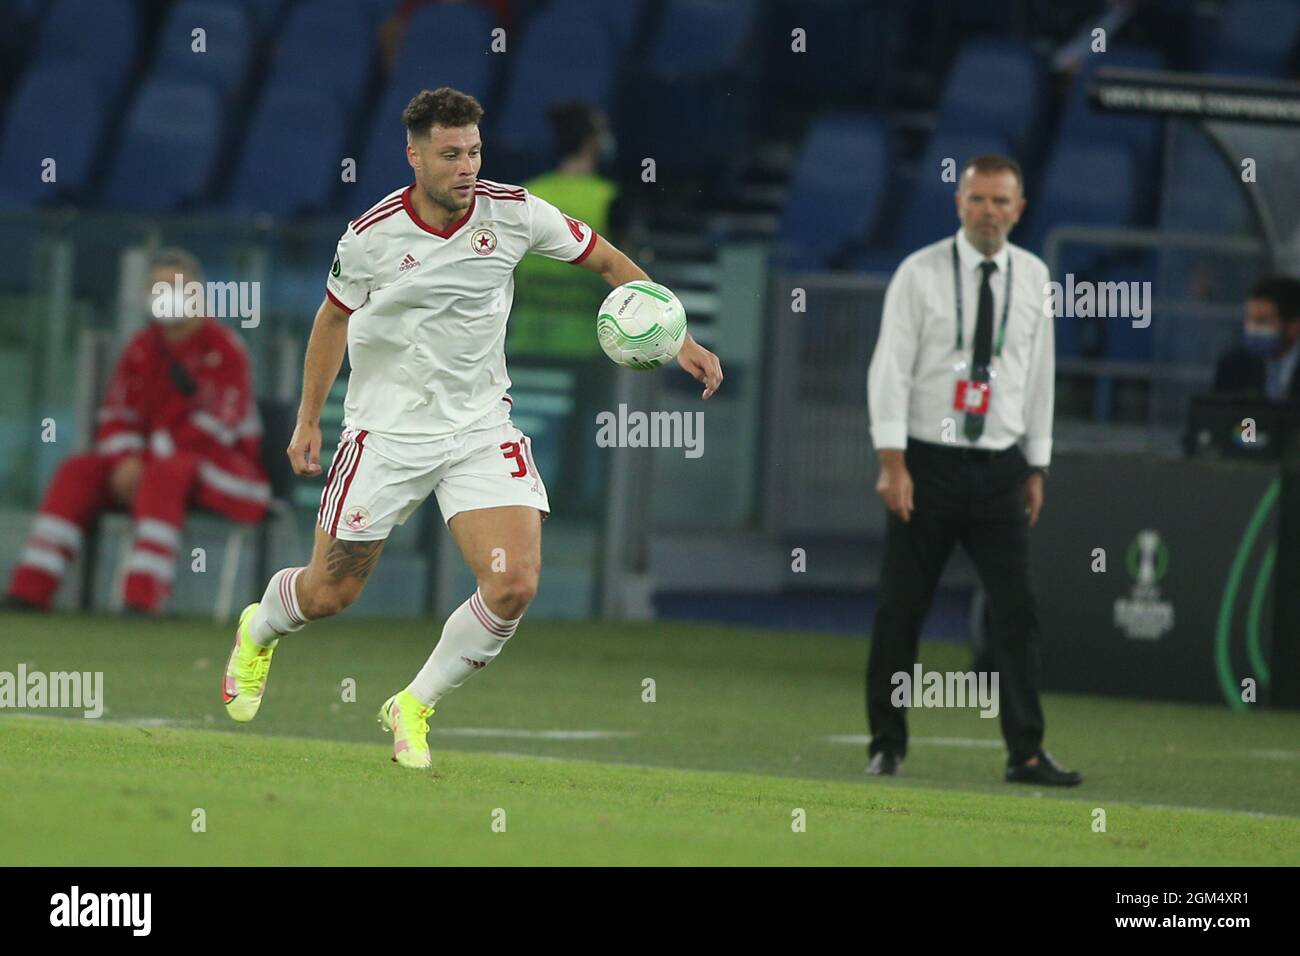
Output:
top-left (953, 379), bottom-right (991, 414)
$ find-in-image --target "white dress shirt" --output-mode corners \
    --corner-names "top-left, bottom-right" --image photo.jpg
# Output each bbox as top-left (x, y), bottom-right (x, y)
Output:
top-left (867, 228), bottom-right (1055, 467)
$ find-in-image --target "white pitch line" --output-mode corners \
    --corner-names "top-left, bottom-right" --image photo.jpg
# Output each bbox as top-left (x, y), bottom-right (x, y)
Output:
top-left (3, 714), bottom-right (1293, 820)
top-left (1248, 749), bottom-right (1298, 760)
top-left (432, 728), bottom-right (638, 741)
top-left (0, 713), bottom-right (206, 728)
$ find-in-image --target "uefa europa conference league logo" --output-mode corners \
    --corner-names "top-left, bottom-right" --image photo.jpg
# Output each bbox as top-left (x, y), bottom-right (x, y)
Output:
top-left (1114, 529), bottom-right (1175, 641)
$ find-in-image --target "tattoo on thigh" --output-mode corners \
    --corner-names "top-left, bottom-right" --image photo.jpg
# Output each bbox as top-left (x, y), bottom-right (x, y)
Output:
top-left (325, 538), bottom-right (384, 581)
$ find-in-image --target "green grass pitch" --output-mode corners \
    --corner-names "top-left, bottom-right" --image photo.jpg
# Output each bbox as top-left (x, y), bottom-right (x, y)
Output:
top-left (1, 612), bottom-right (1297, 865)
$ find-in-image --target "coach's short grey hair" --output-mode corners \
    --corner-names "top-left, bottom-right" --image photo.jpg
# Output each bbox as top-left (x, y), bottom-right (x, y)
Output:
top-left (960, 154), bottom-right (1025, 194)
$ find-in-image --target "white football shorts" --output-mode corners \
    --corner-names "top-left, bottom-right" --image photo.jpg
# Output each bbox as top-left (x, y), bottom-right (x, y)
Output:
top-left (316, 414), bottom-right (549, 541)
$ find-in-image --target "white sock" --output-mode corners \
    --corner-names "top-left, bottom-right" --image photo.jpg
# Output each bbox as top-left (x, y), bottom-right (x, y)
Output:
top-left (248, 567), bottom-right (307, 646)
top-left (408, 589), bottom-right (520, 705)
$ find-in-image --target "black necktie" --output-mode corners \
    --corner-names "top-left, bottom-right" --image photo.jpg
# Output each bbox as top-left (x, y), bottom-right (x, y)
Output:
top-left (964, 260), bottom-right (997, 441)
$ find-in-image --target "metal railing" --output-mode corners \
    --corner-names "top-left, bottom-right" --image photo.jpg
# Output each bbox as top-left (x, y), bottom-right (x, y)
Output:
top-left (763, 223), bottom-right (1273, 540)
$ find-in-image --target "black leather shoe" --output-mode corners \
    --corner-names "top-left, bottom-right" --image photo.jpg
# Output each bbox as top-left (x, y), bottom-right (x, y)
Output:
top-left (1005, 750), bottom-right (1083, 787)
top-left (866, 752), bottom-right (903, 776)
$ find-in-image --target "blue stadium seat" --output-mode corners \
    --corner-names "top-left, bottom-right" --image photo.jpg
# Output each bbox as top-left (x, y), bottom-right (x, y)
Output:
top-left (352, 86), bottom-right (420, 210)
top-left (353, 4), bottom-right (500, 207)
top-left (648, 0), bottom-right (756, 79)
top-left (352, 0), bottom-right (403, 24)
top-left (495, 11), bottom-right (616, 177)
top-left (152, 0), bottom-right (254, 97)
top-left (848, 132), bottom-right (1012, 275)
top-left (1057, 46), bottom-right (1165, 167)
top-left (1022, 144), bottom-right (1138, 263)
top-left (776, 115), bottom-right (889, 269)
top-left (900, 132), bottom-right (1013, 254)
top-left (761, 0), bottom-right (896, 101)
top-left (622, 0), bottom-right (759, 179)
top-left (0, 65), bottom-right (106, 208)
top-left (264, 0), bottom-right (375, 114)
top-left (228, 85), bottom-right (348, 217)
top-left (546, 0), bottom-right (648, 53)
top-left (35, 0), bottom-right (139, 105)
top-left (389, 3), bottom-right (497, 100)
top-left (237, 0), bottom-right (288, 38)
top-left (1206, 0), bottom-right (1300, 77)
top-left (936, 40), bottom-right (1044, 156)
top-left (104, 79), bottom-right (224, 211)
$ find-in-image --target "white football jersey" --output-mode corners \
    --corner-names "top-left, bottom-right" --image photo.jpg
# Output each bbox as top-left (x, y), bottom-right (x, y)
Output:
top-left (324, 178), bottom-right (598, 446)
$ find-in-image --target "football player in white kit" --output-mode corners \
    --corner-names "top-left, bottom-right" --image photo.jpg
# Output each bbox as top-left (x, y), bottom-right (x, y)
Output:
top-left (222, 88), bottom-right (724, 767)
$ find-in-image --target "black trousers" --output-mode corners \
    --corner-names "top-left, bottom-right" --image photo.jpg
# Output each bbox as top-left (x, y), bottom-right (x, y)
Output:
top-left (866, 438), bottom-right (1046, 765)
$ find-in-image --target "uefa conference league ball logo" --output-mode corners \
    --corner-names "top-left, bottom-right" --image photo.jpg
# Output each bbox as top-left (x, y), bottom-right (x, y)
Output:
top-left (1113, 529), bottom-right (1175, 641)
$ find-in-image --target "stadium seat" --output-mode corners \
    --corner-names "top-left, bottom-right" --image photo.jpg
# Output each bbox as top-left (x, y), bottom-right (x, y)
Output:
top-left (1206, 0), bottom-right (1300, 77)
top-left (228, 85), bottom-right (348, 217)
top-left (152, 0), bottom-right (255, 97)
top-left (103, 79), bottom-right (224, 211)
top-left (351, 0), bottom-right (403, 24)
top-left (1022, 144), bottom-right (1138, 265)
top-left (494, 10), bottom-right (617, 178)
top-left (85, 395), bottom-right (300, 623)
top-left (622, 0), bottom-right (760, 179)
top-left (352, 86), bottom-right (422, 209)
top-left (263, 0), bottom-right (374, 114)
top-left (900, 132), bottom-right (1013, 255)
top-left (34, 0), bottom-right (139, 105)
top-left (936, 40), bottom-right (1045, 157)
top-left (760, 0), bottom-right (897, 101)
top-left (388, 2), bottom-right (497, 105)
top-left (648, 0), bottom-right (757, 79)
top-left (237, 0), bottom-right (289, 39)
top-left (350, 3), bottom-right (499, 202)
top-left (546, 0), bottom-right (649, 53)
top-left (776, 114), bottom-right (889, 269)
top-left (1057, 46), bottom-right (1165, 167)
top-left (0, 65), bottom-right (106, 208)
top-left (847, 131), bottom-right (1012, 275)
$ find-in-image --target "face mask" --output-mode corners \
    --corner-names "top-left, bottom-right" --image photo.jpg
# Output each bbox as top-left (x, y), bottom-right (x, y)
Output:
top-left (1244, 327), bottom-right (1280, 357)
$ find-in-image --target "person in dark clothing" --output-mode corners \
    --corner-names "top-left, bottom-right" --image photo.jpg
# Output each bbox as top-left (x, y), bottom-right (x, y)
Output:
top-left (1213, 275), bottom-right (1300, 402)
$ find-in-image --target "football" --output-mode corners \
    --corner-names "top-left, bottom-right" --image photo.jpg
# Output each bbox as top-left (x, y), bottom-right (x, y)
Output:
top-left (596, 281), bottom-right (688, 370)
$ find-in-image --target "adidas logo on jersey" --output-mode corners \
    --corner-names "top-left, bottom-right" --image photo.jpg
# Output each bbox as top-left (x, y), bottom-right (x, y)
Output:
top-left (398, 253), bottom-right (420, 273)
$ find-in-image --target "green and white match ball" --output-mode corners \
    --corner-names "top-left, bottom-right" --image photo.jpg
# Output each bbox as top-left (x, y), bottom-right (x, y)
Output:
top-left (596, 281), bottom-right (688, 370)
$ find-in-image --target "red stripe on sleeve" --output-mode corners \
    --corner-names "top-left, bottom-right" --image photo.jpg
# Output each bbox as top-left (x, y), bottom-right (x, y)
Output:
top-left (325, 289), bottom-right (356, 315)
top-left (570, 229), bottom-right (599, 265)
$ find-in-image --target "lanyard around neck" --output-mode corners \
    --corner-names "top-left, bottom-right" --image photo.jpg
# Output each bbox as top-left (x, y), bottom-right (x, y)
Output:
top-left (951, 239), bottom-right (1013, 356)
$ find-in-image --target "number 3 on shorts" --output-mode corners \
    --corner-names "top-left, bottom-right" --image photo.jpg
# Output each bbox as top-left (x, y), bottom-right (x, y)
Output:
top-left (500, 441), bottom-right (527, 478)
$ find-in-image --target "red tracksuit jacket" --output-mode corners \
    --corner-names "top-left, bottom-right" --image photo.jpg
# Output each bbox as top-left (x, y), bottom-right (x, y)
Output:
top-left (94, 318), bottom-right (269, 522)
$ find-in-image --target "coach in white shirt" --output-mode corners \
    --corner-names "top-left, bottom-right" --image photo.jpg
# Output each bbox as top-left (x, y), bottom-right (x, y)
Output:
top-left (865, 154), bottom-right (1082, 787)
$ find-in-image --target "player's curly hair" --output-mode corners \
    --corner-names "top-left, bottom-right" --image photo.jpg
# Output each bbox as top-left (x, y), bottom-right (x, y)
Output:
top-left (402, 87), bottom-right (484, 139)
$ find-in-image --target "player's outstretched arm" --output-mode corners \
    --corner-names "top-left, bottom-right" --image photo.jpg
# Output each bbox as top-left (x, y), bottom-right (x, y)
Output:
top-left (577, 235), bottom-right (724, 399)
top-left (288, 297), bottom-right (350, 477)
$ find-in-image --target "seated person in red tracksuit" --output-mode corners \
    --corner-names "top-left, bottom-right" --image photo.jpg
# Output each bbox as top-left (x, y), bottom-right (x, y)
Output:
top-left (5, 248), bottom-right (269, 614)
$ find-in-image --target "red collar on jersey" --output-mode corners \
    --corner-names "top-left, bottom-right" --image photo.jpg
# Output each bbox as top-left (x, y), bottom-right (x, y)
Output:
top-left (402, 184), bottom-right (476, 239)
